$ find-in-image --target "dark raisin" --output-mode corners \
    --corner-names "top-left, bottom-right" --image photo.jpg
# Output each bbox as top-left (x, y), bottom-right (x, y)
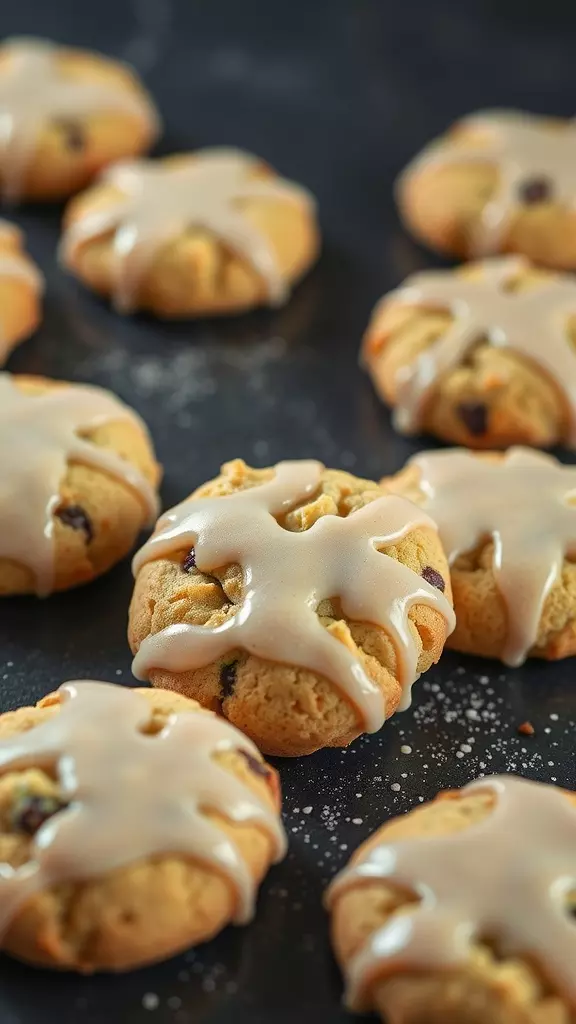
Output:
top-left (518, 176), bottom-right (552, 204)
top-left (12, 793), bottom-right (67, 835)
top-left (182, 549), bottom-right (196, 573)
top-left (220, 659), bottom-right (238, 699)
top-left (421, 566), bottom-right (445, 592)
top-left (457, 401), bottom-right (488, 436)
top-left (236, 748), bottom-right (271, 779)
top-left (56, 504), bottom-right (93, 543)
top-left (54, 117), bottom-right (85, 152)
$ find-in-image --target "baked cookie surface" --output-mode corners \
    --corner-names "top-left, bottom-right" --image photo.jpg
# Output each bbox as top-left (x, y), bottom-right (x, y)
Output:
top-left (0, 220), bottom-right (42, 364)
top-left (0, 373), bottom-right (160, 596)
top-left (327, 775), bottom-right (576, 1024)
top-left (129, 458), bottom-right (454, 756)
top-left (60, 149), bottom-right (319, 318)
top-left (0, 680), bottom-right (284, 972)
top-left (363, 256), bottom-right (576, 448)
top-left (397, 110), bottom-right (576, 269)
top-left (383, 447), bottom-right (576, 665)
top-left (0, 37), bottom-right (159, 202)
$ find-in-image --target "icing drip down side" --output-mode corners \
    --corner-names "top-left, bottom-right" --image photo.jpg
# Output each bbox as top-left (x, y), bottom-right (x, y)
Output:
top-left (410, 447), bottom-right (576, 666)
top-left (0, 375), bottom-right (159, 596)
top-left (131, 461), bottom-right (455, 733)
top-left (327, 775), bottom-right (576, 1012)
top-left (0, 37), bottom-right (160, 203)
top-left (381, 258), bottom-right (576, 442)
top-left (60, 149), bottom-right (316, 312)
top-left (0, 681), bottom-right (286, 931)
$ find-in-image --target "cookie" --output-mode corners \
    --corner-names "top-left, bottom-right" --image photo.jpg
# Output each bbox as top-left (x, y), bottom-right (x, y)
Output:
top-left (397, 110), bottom-right (576, 269)
top-left (0, 680), bottom-right (284, 972)
top-left (60, 149), bottom-right (319, 317)
top-left (383, 446), bottom-right (576, 665)
top-left (128, 458), bottom-right (454, 757)
top-left (0, 373), bottom-right (160, 596)
top-left (327, 775), bottom-right (576, 1023)
top-left (363, 257), bottom-right (576, 448)
top-left (0, 221), bottom-right (43, 365)
top-left (0, 36), bottom-right (160, 203)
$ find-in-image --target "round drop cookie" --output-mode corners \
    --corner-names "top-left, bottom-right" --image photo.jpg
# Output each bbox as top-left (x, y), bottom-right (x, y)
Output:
top-left (0, 221), bottom-right (43, 365)
top-left (0, 373), bottom-right (160, 596)
top-left (383, 447), bottom-right (576, 665)
top-left (363, 257), bottom-right (576, 448)
top-left (397, 110), bottom-right (576, 268)
top-left (128, 458), bottom-right (455, 757)
top-left (60, 149), bottom-right (319, 318)
top-left (0, 680), bottom-right (284, 972)
top-left (327, 775), bottom-right (576, 1024)
top-left (0, 36), bottom-right (160, 203)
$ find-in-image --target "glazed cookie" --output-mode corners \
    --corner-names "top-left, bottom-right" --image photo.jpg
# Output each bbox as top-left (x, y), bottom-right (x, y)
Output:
top-left (383, 446), bottom-right (576, 665)
top-left (0, 221), bottom-right (43, 364)
top-left (363, 257), bottom-right (576, 448)
top-left (60, 148), bottom-right (319, 317)
top-left (128, 459), bottom-right (455, 757)
top-left (397, 110), bottom-right (576, 269)
top-left (0, 372), bottom-right (160, 596)
top-left (0, 36), bottom-right (160, 203)
top-left (0, 680), bottom-right (284, 971)
top-left (327, 775), bottom-right (576, 1024)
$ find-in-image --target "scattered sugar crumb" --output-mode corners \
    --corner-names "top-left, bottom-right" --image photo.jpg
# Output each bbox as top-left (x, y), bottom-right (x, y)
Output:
top-left (302, 806), bottom-right (312, 814)
top-left (391, 782), bottom-right (401, 792)
top-left (400, 744), bottom-right (412, 754)
top-left (550, 713), bottom-right (559, 721)
top-left (352, 817), bottom-right (363, 825)
top-left (142, 993), bottom-right (159, 1011)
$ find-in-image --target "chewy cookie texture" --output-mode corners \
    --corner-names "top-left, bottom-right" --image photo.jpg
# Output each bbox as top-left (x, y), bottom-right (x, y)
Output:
top-left (0, 374), bottom-right (160, 596)
top-left (129, 458), bottom-right (454, 757)
top-left (327, 775), bottom-right (576, 1024)
top-left (0, 681), bottom-right (284, 972)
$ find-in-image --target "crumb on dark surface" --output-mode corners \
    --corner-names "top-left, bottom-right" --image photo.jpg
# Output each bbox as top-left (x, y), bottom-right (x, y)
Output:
top-left (55, 504), bottom-right (93, 543)
top-left (518, 721), bottom-right (535, 736)
top-left (421, 566), bottom-right (445, 592)
top-left (457, 401), bottom-right (488, 436)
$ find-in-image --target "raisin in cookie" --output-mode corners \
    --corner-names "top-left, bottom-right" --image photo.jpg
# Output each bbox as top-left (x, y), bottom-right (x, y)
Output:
top-left (327, 775), bottom-right (576, 1024)
top-left (0, 36), bottom-right (160, 203)
top-left (383, 447), bottom-right (576, 665)
top-left (128, 458), bottom-right (454, 757)
top-left (397, 110), bottom-right (576, 269)
top-left (60, 149), bottom-right (319, 318)
top-left (0, 373), bottom-right (160, 596)
top-left (0, 221), bottom-right (42, 365)
top-left (363, 256), bottom-right (576, 448)
top-left (0, 680), bottom-right (284, 972)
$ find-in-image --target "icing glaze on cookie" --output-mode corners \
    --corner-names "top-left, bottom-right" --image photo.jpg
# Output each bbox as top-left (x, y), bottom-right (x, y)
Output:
top-left (407, 447), bottom-right (576, 666)
top-left (327, 775), bottom-right (576, 1011)
top-left (378, 257), bottom-right (576, 440)
top-left (131, 461), bottom-right (455, 732)
top-left (0, 681), bottom-right (285, 929)
top-left (60, 149), bottom-right (315, 312)
top-left (0, 37), bottom-right (159, 202)
top-left (398, 110), bottom-right (576, 254)
top-left (0, 220), bottom-right (43, 361)
top-left (0, 374), bottom-right (159, 596)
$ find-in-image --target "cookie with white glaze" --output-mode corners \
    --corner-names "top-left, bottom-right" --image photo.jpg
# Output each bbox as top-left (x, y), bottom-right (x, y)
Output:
top-left (397, 110), bottom-right (576, 269)
top-left (383, 447), bottom-right (576, 664)
top-left (363, 257), bottom-right (576, 448)
top-left (0, 681), bottom-right (284, 972)
top-left (327, 775), bottom-right (576, 1024)
top-left (0, 221), bottom-right (42, 364)
top-left (0, 373), bottom-right (160, 596)
top-left (128, 458), bottom-right (454, 757)
top-left (60, 149), bottom-right (319, 318)
top-left (0, 36), bottom-right (159, 203)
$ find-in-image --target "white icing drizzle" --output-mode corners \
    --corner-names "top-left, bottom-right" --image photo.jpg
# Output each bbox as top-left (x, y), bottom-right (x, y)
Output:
top-left (0, 681), bottom-right (286, 931)
top-left (378, 257), bottom-right (576, 441)
top-left (60, 148), bottom-right (315, 312)
top-left (0, 220), bottom-right (43, 363)
top-left (131, 461), bottom-right (455, 732)
top-left (398, 110), bottom-right (576, 255)
top-left (0, 37), bottom-right (160, 203)
top-left (0, 373), bottom-right (159, 596)
top-left (327, 775), bottom-right (576, 1012)
top-left (408, 447), bottom-right (576, 666)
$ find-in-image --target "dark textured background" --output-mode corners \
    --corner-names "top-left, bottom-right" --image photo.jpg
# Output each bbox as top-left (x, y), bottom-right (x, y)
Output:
top-left (0, 1), bottom-right (575, 1021)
